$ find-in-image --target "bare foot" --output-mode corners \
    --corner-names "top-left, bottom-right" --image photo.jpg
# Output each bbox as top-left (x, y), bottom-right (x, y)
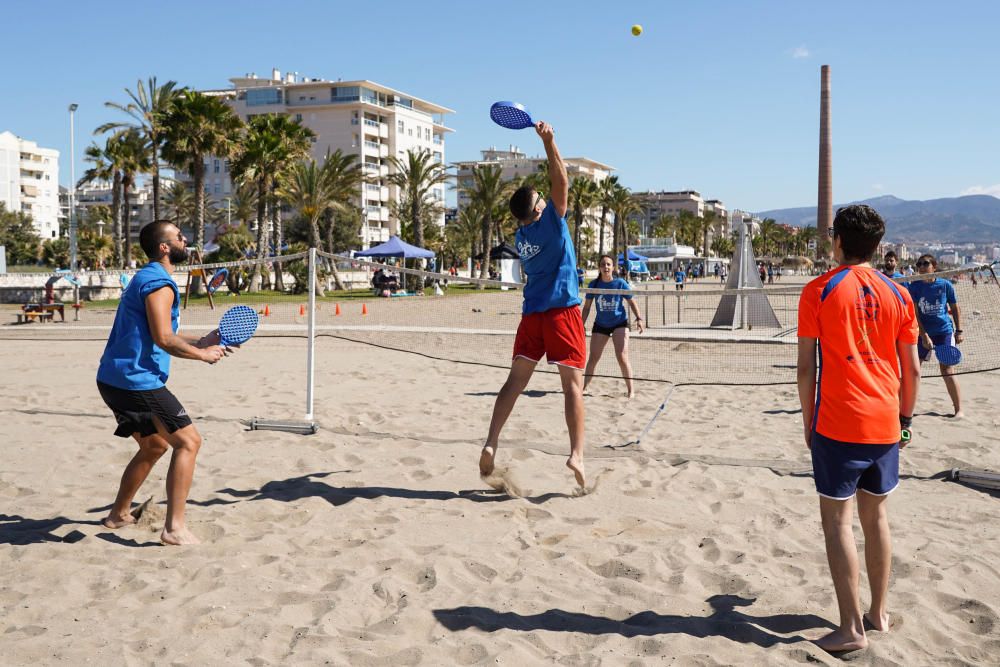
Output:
top-left (951, 410), bottom-right (965, 420)
top-left (101, 513), bottom-right (136, 529)
top-left (814, 627), bottom-right (867, 652)
top-left (864, 612), bottom-right (894, 633)
top-left (626, 390), bottom-right (635, 399)
top-left (566, 456), bottom-right (586, 488)
top-left (479, 445), bottom-right (496, 477)
top-left (160, 526), bottom-right (200, 546)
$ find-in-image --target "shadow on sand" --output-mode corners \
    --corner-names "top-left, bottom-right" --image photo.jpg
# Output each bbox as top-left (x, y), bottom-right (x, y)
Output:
top-left (0, 514), bottom-right (102, 546)
top-left (433, 595), bottom-right (833, 648)
top-left (210, 472), bottom-right (570, 507)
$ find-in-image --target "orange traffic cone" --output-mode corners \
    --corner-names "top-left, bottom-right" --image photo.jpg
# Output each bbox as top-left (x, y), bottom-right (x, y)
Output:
top-left (362, 303), bottom-right (368, 315)
top-left (299, 304), bottom-right (305, 316)
top-left (335, 303), bottom-right (341, 316)
top-left (264, 304), bottom-right (271, 317)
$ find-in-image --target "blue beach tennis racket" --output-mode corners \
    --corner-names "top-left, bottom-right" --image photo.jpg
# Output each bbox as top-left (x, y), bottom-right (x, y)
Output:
top-left (218, 305), bottom-right (259, 346)
top-left (207, 268), bottom-right (229, 294)
top-left (935, 344), bottom-right (962, 366)
top-left (490, 101), bottom-right (535, 130)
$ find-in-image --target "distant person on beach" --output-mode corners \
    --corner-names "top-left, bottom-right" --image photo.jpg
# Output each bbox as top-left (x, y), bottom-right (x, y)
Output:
top-left (96, 221), bottom-right (231, 546)
top-left (674, 266), bottom-right (685, 290)
top-left (479, 121), bottom-right (587, 488)
top-left (581, 254), bottom-right (645, 399)
top-left (882, 250), bottom-right (905, 279)
top-left (797, 205), bottom-right (920, 652)
top-left (907, 254), bottom-right (964, 418)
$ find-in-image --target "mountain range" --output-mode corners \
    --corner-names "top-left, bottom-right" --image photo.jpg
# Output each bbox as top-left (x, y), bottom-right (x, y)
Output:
top-left (759, 194), bottom-right (1000, 243)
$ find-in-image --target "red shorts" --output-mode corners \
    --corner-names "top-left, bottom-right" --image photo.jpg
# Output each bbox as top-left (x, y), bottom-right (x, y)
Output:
top-left (512, 305), bottom-right (586, 369)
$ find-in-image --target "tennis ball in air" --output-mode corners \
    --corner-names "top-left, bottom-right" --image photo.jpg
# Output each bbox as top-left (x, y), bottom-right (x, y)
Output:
top-left (631, 24), bottom-right (642, 36)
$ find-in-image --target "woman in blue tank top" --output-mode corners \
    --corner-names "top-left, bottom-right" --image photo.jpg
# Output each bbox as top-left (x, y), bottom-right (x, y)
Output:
top-left (581, 255), bottom-right (644, 398)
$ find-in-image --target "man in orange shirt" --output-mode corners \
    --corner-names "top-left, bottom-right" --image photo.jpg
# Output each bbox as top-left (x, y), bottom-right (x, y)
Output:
top-left (797, 205), bottom-right (920, 652)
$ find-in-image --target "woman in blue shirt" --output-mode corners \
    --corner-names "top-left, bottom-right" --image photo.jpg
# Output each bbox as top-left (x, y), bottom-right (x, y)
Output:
top-left (581, 255), bottom-right (644, 398)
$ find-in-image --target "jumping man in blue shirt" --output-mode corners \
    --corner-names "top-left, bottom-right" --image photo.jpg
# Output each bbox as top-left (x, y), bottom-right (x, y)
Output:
top-left (479, 121), bottom-right (588, 488)
top-left (97, 221), bottom-right (231, 545)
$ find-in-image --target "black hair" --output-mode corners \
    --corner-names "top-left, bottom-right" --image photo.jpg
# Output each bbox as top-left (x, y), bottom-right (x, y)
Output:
top-left (598, 254), bottom-right (615, 265)
top-left (509, 185), bottom-right (536, 222)
top-left (884, 250), bottom-right (898, 260)
top-left (832, 205), bottom-right (885, 262)
top-left (139, 220), bottom-right (178, 260)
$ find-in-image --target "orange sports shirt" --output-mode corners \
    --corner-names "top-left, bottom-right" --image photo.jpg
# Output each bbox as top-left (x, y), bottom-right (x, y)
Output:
top-left (798, 265), bottom-right (918, 444)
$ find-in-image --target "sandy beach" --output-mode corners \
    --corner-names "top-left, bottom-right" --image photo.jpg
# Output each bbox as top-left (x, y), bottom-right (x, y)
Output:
top-left (2, 311), bottom-right (999, 665)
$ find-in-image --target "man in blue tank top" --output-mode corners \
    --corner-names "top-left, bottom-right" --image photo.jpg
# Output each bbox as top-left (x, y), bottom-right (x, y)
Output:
top-left (97, 221), bottom-right (230, 545)
top-left (479, 120), bottom-right (588, 488)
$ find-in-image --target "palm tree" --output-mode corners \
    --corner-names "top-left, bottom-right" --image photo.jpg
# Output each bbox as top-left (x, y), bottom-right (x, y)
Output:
top-left (231, 114), bottom-right (314, 291)
top-left (596, 175), bottom-right (620, 256)
top-left (569, 176), bottom-right (598, 262)
top-left (387, 148), bottom-right (449, 247)
top-left (798, 225), bottom-right (819, 258)
top-left (78, 140), bottom-right (123, 267)
top-left (96, 77), bottom-right (181, 220)
top-left (315, 149), bottom-right (363, 259)
top-left (446, 202), bottom-right (482, 268)
top-left (699, 211), bottom-right (718, 258)
top-left (609, 185), bottom-right (638, 275)
top-left (164, 181), bottom-right (195, 228)
top-left (758, 218), bottom-right (779, 258)
top-left (276, 150), bottom-right (361, 291)
top-left (458, 164), bottom-right (513, 284)
top-left (161, 90), bottom-right (242, 251)
top-left (114, 129), bottom-right (153, 266)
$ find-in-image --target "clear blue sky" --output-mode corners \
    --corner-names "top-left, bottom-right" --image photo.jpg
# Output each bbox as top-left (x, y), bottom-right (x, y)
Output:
top-left (4, 0), bottom-right (999, 212)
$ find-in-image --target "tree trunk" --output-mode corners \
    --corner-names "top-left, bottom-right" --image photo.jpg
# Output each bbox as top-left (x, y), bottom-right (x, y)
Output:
top-left (612, 212), bottom-right (620, 272)
top-left (191, 160), bottom-right (205, 293)
top-left (273, 193), bottom-right (285, 292)
top-left (122, 175), bottom-right (133, 267)
top-left (250, 182), bottom-right (268, 292)
top-left (409, 198), bottom-right (423, 294)
top-left (598, 206), bottom-right (607, 256)
top-left (152, 163), bottom-right (160, 221)
top-left (573, 207), bottom-right (582, 265)
top-left (478, 213), bottom-right (492, 288)
top-left (322, 210), bottom-right (346, 291)
top-left (111, 170), bottom-right (123, 268)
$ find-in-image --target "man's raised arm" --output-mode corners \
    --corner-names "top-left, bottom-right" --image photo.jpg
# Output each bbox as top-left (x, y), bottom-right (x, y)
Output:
top-left (536, 122), bottom-right (568, 218)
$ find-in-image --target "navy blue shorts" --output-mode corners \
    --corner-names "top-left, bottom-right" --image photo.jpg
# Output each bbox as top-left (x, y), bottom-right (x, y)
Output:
top-left (810, 431), bottom-right (899, 500)
top-left (592, 319), bottom-right (628, 337)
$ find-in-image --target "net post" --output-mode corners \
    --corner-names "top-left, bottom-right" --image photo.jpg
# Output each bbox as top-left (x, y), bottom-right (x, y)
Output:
top-left (305, 247), bottom-right (317, 420)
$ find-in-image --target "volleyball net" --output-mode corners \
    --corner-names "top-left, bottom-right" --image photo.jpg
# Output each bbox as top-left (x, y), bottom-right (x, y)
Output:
top-left (3, 251), bottom-right (999, 402)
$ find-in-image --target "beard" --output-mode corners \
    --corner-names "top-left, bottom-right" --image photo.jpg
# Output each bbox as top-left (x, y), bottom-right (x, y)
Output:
top-left (168, 246), bottom-right (190, 264)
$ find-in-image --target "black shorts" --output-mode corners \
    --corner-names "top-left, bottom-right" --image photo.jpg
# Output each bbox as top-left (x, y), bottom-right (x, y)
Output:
top-left (97, 381), bottom-right (193, 438)
top-left (593, 319), bottom-right (629, 337)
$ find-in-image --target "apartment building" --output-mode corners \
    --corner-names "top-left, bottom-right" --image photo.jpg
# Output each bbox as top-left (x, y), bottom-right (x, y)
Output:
top-left (194, 69), bottom-right (454, 248)
top-left (454, 145), bottom-right (615, 254)
top-left (629, 190), bottom-right (730, 253)
top-left (61, 183), bottom-right (155, 237)
top-left (0, 131), bottom-right (60, 239)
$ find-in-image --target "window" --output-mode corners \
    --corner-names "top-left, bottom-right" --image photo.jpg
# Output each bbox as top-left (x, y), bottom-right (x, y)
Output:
top-left (408, 129), bottom-right (413, 136)
top-left (213, 159), bottom-right (220, 173)
top-left (246, 88), bottom-right (282, 106)
top-left (398, 120), bottom-right (404, 132)
top-left (425, 128), bottom-right (431, 141)
top-left (214, 183), bottom-right (221, 194)
top-left (224, 159), bottom-right (230, 173)
top-left (295, 113), bottom-right (302, 122)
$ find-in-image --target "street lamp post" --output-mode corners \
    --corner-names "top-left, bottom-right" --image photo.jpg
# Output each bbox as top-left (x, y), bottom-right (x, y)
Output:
top-left (68, 103), bottom-right (78, 271)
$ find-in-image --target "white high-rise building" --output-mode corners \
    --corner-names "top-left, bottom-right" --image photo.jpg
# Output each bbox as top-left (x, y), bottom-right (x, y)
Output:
top-left (194, 69), bottom-right (454, 247)
top-left (0, 131), bottom-right (60, 239)
top-left (454, 145), bottom-right (614, 254)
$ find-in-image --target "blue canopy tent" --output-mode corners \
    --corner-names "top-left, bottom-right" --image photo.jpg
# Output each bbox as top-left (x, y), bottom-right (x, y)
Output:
top-left (355, 235), bottom-right (435, 259)
top-left (355, 235), bottom-right (435, 295)
top-left (617, 248), bottom-right (649, 262)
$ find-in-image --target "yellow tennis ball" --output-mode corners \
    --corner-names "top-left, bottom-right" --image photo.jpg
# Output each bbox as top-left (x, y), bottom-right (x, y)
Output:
top-left (631, 24), bottom-right (642, 36)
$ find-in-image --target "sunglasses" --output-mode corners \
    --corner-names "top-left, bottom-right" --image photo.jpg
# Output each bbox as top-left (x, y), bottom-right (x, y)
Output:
top-left (826, 227), bottom-right (835, 238)
top-left (916, 260), bottom-right (932, 268)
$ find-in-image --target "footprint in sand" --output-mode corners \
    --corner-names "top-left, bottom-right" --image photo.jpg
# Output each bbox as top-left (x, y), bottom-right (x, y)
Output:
top-left (588, 559), bottom-right (645, 581)
top-left (698, 537), bottom-right (721, 563)
top-left (464, 561), bottom-right (498, 582)
top-left (418, 566), bottom-right (437, 592)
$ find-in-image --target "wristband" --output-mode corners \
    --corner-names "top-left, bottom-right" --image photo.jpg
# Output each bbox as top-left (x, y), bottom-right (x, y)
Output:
top-left (955, 329), bottom-right (963, 334)
top-left (901, 428), bottom-right (912, 444)
top-left (899, 415), bottom-right (913, 429)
